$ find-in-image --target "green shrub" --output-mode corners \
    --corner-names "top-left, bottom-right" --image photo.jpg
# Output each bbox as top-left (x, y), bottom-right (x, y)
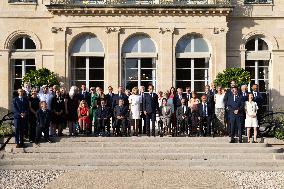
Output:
top-left (214, 68), bottom-right (251, 88)
top-left (0, 123), bottom-right (13, 138)
top-left (22, 68), bottom-right (59, 87)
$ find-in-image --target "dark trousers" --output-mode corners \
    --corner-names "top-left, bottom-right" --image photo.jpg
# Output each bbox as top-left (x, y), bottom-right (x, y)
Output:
top-left (139, 113), bottom-right (147, 134)
top-left (35, 126), bottom-right (49, 142)
top-left (29, 117), bottom-right (37, 142)
top-left (230, 115), bottom-right (243, 142)
top-left (97, 119), bottom-right (110, 134)
top-left (145, 112), bottom-right (156, 136)
top-left (115, 119), bottom-right (127, 136)
top-left (177, 118), bottom-right (189, 135)
top-left (14, 118), bottom-right (26, 145)
top-left (200, 116), bottom-right (212, 136)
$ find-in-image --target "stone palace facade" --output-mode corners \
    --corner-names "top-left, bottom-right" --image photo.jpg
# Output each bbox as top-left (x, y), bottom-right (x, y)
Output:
top-left (0, 0), bottom-right (283, 111)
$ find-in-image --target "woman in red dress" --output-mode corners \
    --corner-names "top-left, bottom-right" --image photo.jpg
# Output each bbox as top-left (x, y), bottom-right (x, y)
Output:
top-left (77, 100), bottom-right (91, 134)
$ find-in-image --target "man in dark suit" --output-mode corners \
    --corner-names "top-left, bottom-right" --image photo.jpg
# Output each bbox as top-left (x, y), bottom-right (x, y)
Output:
top-left (143, 84), bottom-right (159, 136)
top-left (198, 95), bottom-right (214, 137)
top-left (176, 98), bottom-right (191, 136)
top-left (112, 86), bottom-right (129, 109)
top-left (80, 84), bottom-right (91, 107)
top-left (251, 84), bottom-right (264, 120)
top-left (227, 87), bottom-right (244, 143)
top-left (139, 86), bottom-right (147, 134)
top-left (36, 101), bottom-right (52, 144)
top-left (240, 84), bottom-right (249, 103)
top-left (13, 88), bottom-right (29, 148)
top-left (204, 85), bottom-right (215, 112)
top-left (114, 99), bottom-right (129, 136)
top-left (173, 88), bottom-right (184, 111)
top-left (185, 87), bottom-right (192, 103)
top-left (105, 86), bottom-right (115, 109)
top-left (96, 99), bottom-right (111, 136)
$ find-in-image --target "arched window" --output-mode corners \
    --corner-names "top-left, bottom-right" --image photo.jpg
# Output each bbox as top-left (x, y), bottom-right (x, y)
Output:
top-left (245, 37), bottom-right (270, 111)
top-left (122, 35), bottom-right (157, 90)
top-left (70, 35), bottom-right (104, 89)
top-left (175, 35), bottom-right (210, 94)
top-left (10, 36), bottom-right (36, 92)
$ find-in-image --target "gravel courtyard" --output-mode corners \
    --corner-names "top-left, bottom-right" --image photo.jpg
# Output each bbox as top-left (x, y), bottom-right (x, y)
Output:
top-left (1, 170), bottom-right (284, 189)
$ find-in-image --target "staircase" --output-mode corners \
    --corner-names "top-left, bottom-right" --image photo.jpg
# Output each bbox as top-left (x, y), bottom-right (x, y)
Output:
top-left (1, 136), bottom-right (284, 171)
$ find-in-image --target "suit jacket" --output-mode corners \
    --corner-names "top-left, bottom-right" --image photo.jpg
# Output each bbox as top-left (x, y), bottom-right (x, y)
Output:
top-left (198, 102), bottom-right (214, 118)
top-left (143, 93), bottom-right (159, 114)
top-left (159, 105), bottom-right (172, 118)
top-left (227, 94), bottom-right (244, 117)
top-left (204, 91), bottom-right (215, 108)
top-left (240, 91), bottom-right (249, 103)
top-left (114, 105), bottom-right (129, 118)
top-left (13, 96), bottom-right (29, 119)
top-left (112, 93), bottom-right (129, 108)
top-left (80, 91), bottom-right (91, 107)
top-left (252, 91), bottom-right (263, 107)
top-left (173, 94), bottom-right (185, 111)
top-left (176, 105), bottom-right (191, 121)
top-left (36, 109), bottom-right (52, 128)
top-left (224, 88), bottom-right (241, 109)
top-left (105, 93), bottom-right (115, 109)
top-left (96, 106), bottom-right (111, 119)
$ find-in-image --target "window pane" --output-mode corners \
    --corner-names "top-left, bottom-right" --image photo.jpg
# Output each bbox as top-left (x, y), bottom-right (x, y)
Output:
top-left (194, 81), bottom-right (206, 93)
top-left (194, 58), bottom-right (208, 68)
top-left (73, 69), bottom-right (86, 80)
top-left (259, 67), bottom-right (269, 80)
top-left (259, 60), bottom-right (269, 67)
top-left (25, 59), bottom-right (35, 65)
top-left (141, 69), bottom-right (154, 80)
top-left (89, 69), bottom-right (104, 80)
top-left (245, 67), bottom-right (255, 79)
top-left (25, 37), bottom-right (36, 49)
top-left (89, 81), bottom-right (104, 90)
top-left (176, 69), bottom-right (191, 80)
top-left (14, 79), bottom-right (22, 91)
top-left (141, 81), bottom-right (153, 89)
top-left (245, 39), bottom-right (255, 51)
top-left (245, 60), bottom-right (256, 67)
top-left (141, 58), bottom-right (155, 68)
top-left (258, 38), bottom-right (268, 51)
top-left (259, 80), bottom-right (269, 92)
top-left (141, 37), bottom-right (156, 53)
top-left (89, 57), bottom-right (104, 68)
top-left (125, 59), bottom-right (138, 68)
top-left (26, 66), bottom-right (36, 74)
top-left (72, 81), bottom-right (86, 88)
top-left (13, 38), bottom-right (23, 49)
top-left (14, 59), bottom-right (23, 66)
top-left (194, 38), bottom-right (209, 52)
top-left (194, 69), bottom-right (207, 80)
top-left (15, 66), bottom-right (22, 78)
top-left (126, 81), bottom-right (138, 90)
top-left (176, 81), bottom-right (189, 92)
top-left (126, 69), bottom-right (138, 80)
top-left (176, 58), bottom-right (191, 68)
top-left (74, 57), bottom-right (86, 68)
top-left (176, 37), bottom-right (192, 53)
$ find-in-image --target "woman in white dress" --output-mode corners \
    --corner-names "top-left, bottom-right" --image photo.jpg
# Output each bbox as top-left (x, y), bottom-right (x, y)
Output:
top-left (245, 93), bottom-right (259, 143)
top-left (129, 87), bottom-right (142, 136)
top-left (214, 86), bottom-right (226, 135)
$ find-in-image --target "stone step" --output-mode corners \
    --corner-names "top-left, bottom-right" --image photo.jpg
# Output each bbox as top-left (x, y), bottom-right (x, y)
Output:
top-left (3, 152), bottom-right (284, 160)
top-left (1, 159), bottom-right (284, 169)
top-left (5, 146), bottom-right (282, 154)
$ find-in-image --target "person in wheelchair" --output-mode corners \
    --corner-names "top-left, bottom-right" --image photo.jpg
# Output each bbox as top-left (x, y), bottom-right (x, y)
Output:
top-left (114, 99), bottom-right (129, 137)
top-left (176, 98), bottom-right (191, 136)
top-left (158, 98), bottom-right (173, 137)
top-left (96, 99), bottom-right (111, 136)
top-left (198, 95), bottom-right (214, 137)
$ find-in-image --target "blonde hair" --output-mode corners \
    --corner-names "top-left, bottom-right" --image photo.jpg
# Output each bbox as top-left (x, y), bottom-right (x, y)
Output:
top-left (79, 100), bottom-right (87, 108)
top-left (132, 87), bottom-right (139, 94)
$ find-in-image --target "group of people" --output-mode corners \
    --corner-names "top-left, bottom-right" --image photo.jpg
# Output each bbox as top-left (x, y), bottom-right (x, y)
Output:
top-left (12, 80), bottom-right (264, 148)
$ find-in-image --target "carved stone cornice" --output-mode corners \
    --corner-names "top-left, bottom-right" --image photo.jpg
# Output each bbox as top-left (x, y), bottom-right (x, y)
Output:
top-left (159, 27), bottom-right (176, 34)
top-left (105, 27), bottom-right (122, 34)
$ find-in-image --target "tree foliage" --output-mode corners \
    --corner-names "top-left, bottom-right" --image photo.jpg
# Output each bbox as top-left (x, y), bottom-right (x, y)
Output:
top-left (214, 68), bottom-right (251, 89)
top-left (22, 68), bottom-right (59, 87)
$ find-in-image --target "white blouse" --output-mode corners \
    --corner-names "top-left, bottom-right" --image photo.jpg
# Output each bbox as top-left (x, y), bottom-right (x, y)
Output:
top-left (215, 94), bottom-right (225, 109)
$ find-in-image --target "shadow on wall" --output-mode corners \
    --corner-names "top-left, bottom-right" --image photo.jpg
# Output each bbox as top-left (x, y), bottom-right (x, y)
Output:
top-left (270, 89), bottom-right (284, 112)
top-left (0, 107), bottom-right (10, 119)
top-left (231, 0), bottom-right (254, 17)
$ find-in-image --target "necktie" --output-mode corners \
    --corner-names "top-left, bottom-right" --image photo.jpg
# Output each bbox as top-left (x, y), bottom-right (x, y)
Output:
top-left (151, 93), bottom-right (153, 98)
top-left (203, 103), bottom-right (206, 116)
top-left (243, 92), bottom-right (246, 97)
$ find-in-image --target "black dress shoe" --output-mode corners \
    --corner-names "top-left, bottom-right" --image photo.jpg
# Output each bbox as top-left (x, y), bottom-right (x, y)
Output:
top-left (239, 140), bottom-right (243, 143)
top-left (229, 140), bottom-right (235, 143)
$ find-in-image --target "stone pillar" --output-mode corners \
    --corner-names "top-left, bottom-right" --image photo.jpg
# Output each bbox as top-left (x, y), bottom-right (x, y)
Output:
top-left (52, 27), bottom-right (67, 85)
top-left (0, 51), bottom-right (10, 109)
top-left (159, 27), bottom-right (175, 92)
top-left (105, 27), bottom-right (121, 91)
